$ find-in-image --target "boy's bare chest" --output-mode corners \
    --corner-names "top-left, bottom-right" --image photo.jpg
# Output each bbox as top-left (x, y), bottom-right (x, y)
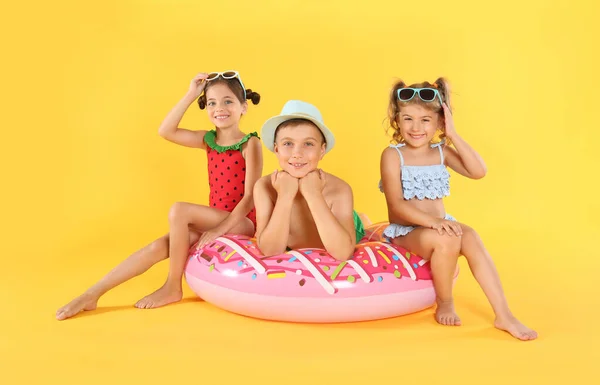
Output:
top-left (288, 196), bottom-right (332, 237)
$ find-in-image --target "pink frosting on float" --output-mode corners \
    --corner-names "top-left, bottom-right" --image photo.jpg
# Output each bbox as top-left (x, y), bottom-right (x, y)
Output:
top-left (186, 236), bottom-right (436, 298)
top-left (183, 223), bottom-right (459, 322)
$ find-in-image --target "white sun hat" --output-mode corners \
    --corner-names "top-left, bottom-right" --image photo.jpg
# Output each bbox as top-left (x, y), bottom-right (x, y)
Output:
top-left (260, 100), bottom-right (335, 153)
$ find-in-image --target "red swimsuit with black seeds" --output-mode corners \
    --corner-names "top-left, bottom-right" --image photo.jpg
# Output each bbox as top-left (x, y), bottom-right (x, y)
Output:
top-left (205, 130), bottom-right (258, 228)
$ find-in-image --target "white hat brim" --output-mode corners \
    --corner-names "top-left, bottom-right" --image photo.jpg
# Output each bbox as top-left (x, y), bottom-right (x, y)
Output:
top-left (260, 113), bottom-right (335, 153)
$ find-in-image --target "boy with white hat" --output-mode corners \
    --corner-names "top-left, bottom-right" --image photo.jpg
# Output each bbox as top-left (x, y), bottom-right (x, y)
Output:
top-left (253, 100), bottom-right (365, 261)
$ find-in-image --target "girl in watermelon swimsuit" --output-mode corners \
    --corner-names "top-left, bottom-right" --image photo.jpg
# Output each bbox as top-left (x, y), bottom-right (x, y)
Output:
top-left (56, 71), bottom-right (262, 319)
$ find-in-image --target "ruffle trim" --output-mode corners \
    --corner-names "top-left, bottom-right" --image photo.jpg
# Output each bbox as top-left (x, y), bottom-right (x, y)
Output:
top-left (383, 214), bottom-right (457, 238)
top-left (401, 165), bottom-right (450, 200)
top-left (204, 131), bottom-right (259, 153)
top-left (378, 165), bottom-right (451, 200)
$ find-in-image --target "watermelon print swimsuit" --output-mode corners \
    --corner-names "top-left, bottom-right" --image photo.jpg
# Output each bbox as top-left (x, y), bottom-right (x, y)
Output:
top-left (204, 130), bottom-right (259, 228)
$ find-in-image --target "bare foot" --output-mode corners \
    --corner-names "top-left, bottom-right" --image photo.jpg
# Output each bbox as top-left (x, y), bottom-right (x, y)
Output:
top-left (134, 284), bottom-right (182, 309)
top-left (56, 292), bottom-right (98, 320)
top-left (495, 315), bottom-right (538, 341)
top-left (435, 299), bottom-right (462, 326)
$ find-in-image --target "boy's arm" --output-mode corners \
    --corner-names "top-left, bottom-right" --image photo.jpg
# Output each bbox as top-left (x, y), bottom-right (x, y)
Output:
top-left (254, 174), bottom-right (294, 256)
top-left (301, 172), bottom-right (355, 261)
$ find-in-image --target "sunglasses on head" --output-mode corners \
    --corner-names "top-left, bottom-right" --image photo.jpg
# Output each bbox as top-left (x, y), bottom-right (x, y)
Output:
top-left (206, 70), bottom-right (246, 99)
top-left (397, 87), bottom-right (443, 105)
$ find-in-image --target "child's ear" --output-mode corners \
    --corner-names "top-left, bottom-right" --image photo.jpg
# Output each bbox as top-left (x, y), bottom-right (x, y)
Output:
top-left (241, 102), bottom-right (248, 115)
top-left (319, 143), bottom-right (326, 160)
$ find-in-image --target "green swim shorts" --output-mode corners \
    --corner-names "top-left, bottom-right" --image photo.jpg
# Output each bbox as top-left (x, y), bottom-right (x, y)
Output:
top-left (353, 210), bottom-right (365, 243)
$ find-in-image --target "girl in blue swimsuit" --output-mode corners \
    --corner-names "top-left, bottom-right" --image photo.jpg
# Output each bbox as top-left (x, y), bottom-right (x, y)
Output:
top-left (379, 77), bottom-right (537, 341)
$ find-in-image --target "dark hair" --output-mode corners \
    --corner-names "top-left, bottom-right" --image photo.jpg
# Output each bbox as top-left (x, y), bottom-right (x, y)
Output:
top-left (273, 118), bottom-right (326, 145)
top-left (197, 78), bottom-right (260, 109)
top-left (386, 77), bottom-right (452, 144)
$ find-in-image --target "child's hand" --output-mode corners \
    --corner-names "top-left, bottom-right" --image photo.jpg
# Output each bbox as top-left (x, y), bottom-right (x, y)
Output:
top-left (430, 218), bottom-right (463, 237)
top-left (271, 170), bottom-right (299, 198)
top-left (442, 103), bottom-right (457, 141)
top-left (188, 73), bottom-right (209, 98)
top-left (195, 226), bottom-right (226, 250)
top-left (298, 169), bottom-right (326, 198)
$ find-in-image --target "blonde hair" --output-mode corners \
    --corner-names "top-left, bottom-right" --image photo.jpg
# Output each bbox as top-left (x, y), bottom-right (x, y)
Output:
top-left (386, 77), bottom-right (452, 145)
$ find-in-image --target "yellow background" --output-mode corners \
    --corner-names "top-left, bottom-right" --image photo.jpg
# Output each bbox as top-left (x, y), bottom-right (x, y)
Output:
top-left (1, 0), bottom-right (598, 384)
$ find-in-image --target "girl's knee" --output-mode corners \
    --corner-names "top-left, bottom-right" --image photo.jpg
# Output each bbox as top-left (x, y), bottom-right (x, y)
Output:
top-left (168, 202), bottom-right (189, 223)
top-left (460, 224), bottom-right (481, 242)
top-left (428, 232), bottom-right (461, 256)
top-left (149, 235), bottom-right (169, 259)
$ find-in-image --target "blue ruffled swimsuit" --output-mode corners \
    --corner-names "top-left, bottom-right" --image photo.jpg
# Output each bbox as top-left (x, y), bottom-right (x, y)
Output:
top-left (379, 141), bottom-right (456, 238)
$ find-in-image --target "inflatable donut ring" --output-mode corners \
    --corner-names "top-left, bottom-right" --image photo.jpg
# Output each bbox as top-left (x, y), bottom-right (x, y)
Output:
top-left (185, 222), bottom-right (459, 323)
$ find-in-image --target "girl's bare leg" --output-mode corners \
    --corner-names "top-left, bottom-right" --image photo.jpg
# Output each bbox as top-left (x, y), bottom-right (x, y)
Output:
top-left (459, 225), bottom-right (537, 341)
top-left (392, 223), bottom-right (537, 340)
top-left (134, 202), bottom-right (254, 309)
top-left (392, 228), bottom-right (462, 326)
top-left (56, 231), bottom-right (199, 320)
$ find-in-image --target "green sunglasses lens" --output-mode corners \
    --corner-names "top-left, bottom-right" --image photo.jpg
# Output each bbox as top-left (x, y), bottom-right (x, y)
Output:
top-left (419, 89), bottom-right (436, 101)
top-left (398, 89), bottom-right (415, 100)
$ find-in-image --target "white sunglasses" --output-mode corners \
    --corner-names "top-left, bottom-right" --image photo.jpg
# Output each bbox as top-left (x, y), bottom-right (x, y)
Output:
top-left (206, 70), bottom-right (246, 99)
